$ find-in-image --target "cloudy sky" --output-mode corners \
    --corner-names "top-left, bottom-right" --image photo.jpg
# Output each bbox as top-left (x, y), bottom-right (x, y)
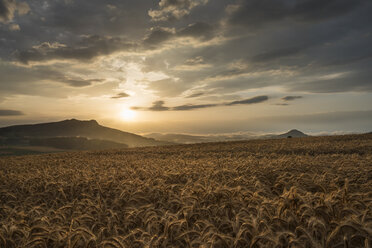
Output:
top-left (0, 0), bottom-right (371, 134)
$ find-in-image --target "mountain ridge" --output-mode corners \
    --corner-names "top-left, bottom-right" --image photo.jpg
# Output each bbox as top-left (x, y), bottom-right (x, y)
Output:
top-left (0, 119), bottom-right (172, 148)
top-left (0, 119), bottom-right (309, 148)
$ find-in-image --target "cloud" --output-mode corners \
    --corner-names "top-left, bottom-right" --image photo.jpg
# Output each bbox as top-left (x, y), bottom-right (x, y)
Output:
top-left (15, 35), bottom-right (136, 64)
top-left (143, 27), bottom-right (175, 47)
top-left (62, 78), bottom-right (102, 87)
top-left (16, 21), bottom-right (216, 64)
top-left (0, 109), bottom-right (24, 116)
top-left (28, 1), bottom-right (152, 36)
top-left (148, 0), bottom-right (208, 22)
top-left (0, 0), bottom-right (30, 23)
top-left (177, 22), bottom-right (216, 40)
top-left (132, 101), bottom-right (170, 111)
top-left (274, 103), bottom-right (289, 106)
top-left (0, 62), bottom-right (103, 94)
top-left (226, 95), bottom-right (269, 105)
top-left (226, 0), bottom-right (364, 28)
top-left (186, 92), bottom-right (204, 98)
top-left (149, 101), bottom-right (170, 111)
top-left (173, 103), bottom-right (217, 110)
top-left (287, 70), bottom-right (372, 93)
top-left (8, 23), bottom-right (20, 31)
top-left (132, 95), bottom-right (269, 111)
top-left (0, 0), bottom-right (371, 117)
top-left (143, 22), bottom-right (216, 48)
top-left (282, 96), bottom-right (303, 101)
top-left (185, 56), bottom-right (205, 65)
top-left (111, 92), bottom-right (130, 99)
top-left (148, 78), bottom-right (189, 97)
top-left (251, 47), bottom-right (304, 63)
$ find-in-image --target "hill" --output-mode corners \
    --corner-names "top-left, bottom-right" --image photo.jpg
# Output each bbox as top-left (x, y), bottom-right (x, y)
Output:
top-left (0, 119), bottom-right (172, 149)
top-left (276, 129), bottom-right (308, 138)
top-left (0, 134), bottom-right (371, 247)
top-left (29, 136), bottom-right (128, 150)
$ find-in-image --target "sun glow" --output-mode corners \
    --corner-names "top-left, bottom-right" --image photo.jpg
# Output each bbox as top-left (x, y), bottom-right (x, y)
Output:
top-left (120, 108), bottom-right (136, 121)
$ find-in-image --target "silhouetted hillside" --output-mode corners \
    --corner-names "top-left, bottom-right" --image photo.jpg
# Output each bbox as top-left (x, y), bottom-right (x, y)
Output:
top-left (0, 119), bottom-right (172, 147)
top-left (29, 137), bottom-right (128, 150)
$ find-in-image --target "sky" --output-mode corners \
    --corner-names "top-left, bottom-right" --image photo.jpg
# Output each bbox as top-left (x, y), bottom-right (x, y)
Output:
top-left (0, 0), bottom-right (371, 134)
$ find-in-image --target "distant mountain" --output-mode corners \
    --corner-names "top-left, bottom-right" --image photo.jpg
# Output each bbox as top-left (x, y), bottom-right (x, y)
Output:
top-left (0, 119), bottom-right (172, 148)
top-left (276, 129), bottom-right (308, 138)
top-left (145, 133), bottom-right (213, 144)
top-left (144, 129), bottom-right (309, 144)
top-left (144, 133), bottom-right (259, 144)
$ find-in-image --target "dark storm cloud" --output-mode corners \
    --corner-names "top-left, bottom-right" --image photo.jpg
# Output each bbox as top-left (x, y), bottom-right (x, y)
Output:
top-left (192, 10), bottom-right (372, 95)
top-left (148, 0), bottom-right (208, 22)
top-left (144, 25), bottom-right (372, 96)
top-left (251, 47), bottom-right (304, 63)
top-left (29, 1), bottom-right (153, 36)
top-left (0, 1), bottom-right (155, 62)
top-left (0, 0), bottom-right (15, 22)
top-left (282, 96), bottom-right (303, 101)
top-left (15, 20), bottom-right (216, 64)
top-left (0, 109), bottom-right (24, 116)
top-left (0, 0), bottom-right (372, 104)
top-left (226, 0), bottom-right (364, 28)
top-left (0, 0), bottom-right (29, 22)
top-left (143, 27), bottom-right (175, 46)
top-left (132, 95), bottom-right (269, 111)
top-left (111, 92), bottom-right (130, 99)
top-left (293, 0), bottom-right (364, 22)
top-left (16, 35), bottom-right (136, 64)
top-left (323, 53), bottom-right (372, 67)
top-left (226, 95), bottom-right (268, 105)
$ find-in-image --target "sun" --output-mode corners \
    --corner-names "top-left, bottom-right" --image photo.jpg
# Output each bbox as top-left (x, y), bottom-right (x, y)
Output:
top-left (120, 108), bottom-right (136, 121)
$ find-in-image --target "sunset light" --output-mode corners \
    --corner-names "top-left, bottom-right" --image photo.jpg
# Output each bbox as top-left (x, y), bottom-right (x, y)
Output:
top-left (120, 108), bottom-right (136, 121)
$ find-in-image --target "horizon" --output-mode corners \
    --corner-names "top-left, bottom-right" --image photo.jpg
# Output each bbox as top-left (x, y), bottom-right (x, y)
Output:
top-left (1, 0), bottom-right (372, 134)
top-left (0, 117), bottom-right (368, 137)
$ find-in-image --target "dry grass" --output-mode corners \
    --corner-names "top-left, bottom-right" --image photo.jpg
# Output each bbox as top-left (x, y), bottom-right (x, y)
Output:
top-left (0, 134), bottom-right (371, 247)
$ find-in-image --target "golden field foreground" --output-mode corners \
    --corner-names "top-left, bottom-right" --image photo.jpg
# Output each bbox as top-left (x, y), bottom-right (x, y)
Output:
top-left (0, 134), bottom-right (371, 248)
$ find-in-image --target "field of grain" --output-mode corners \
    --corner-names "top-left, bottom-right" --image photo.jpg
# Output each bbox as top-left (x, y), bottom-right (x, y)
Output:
top-left (0, 134), bottom-right (371, 247)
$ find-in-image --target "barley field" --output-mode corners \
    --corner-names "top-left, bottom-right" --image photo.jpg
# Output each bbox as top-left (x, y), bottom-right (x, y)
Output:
top-left (0, 134), bottom-right (371, 248)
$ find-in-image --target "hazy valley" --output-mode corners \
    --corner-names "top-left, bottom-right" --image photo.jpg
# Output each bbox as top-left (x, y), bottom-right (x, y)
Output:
top-left (0, 119), bottom-right (313, 156)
